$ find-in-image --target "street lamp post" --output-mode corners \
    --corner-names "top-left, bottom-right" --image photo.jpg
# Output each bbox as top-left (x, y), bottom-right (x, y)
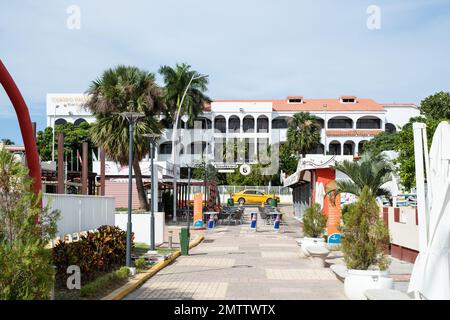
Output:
top-left (171, 73), bottom-right (208, 222)
top-left (120, 111), bottom-right (145, 268)
top-left (143, 133), bottom-right (159, 251)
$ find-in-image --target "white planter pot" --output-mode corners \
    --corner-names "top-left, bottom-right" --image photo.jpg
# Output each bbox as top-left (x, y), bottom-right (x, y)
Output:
top-left (300, 237), bottom-right (326, 256)
top-left (344, 269), bottom-right (394, 300)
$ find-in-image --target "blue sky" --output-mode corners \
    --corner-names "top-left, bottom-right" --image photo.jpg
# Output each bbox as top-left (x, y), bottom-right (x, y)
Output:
top-left (1, 0), bottom-right (449, 143)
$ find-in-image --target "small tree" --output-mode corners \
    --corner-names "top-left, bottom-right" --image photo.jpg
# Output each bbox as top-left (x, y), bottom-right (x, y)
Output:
top-left (302, 204), bottom-right (327, 238)
top-left (0, 149), bottom-right (59, 299)
top-left (341, 186), bottom-right (390, 270)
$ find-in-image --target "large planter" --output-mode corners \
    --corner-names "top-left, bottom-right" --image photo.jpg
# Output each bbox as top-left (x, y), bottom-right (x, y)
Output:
top-left (299, 237), bottom-right (326, 256)
top-left (344, 269), bottom-right (394, 300)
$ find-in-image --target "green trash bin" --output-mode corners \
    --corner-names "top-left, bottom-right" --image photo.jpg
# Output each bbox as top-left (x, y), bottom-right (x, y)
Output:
top-left (227, 198), bottom-right (234, 206)
top-left (269, 197), bottom-right (277, 207)
top-left (180, 227), bottom-right (190, 256)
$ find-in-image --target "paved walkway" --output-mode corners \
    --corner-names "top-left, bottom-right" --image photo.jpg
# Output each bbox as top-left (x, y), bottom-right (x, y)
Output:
top-left (125, 207), bottom-right (346, 300)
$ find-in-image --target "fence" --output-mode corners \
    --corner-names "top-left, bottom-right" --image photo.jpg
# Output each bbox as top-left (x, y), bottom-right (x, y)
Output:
top-left (217, 185), bottom-right (292, 196)
top-left (43, 193), bottom-right (115, 239)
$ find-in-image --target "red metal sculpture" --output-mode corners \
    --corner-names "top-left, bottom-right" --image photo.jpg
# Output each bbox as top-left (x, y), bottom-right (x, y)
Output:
top-left (0, 59), bottom-right (42, 196)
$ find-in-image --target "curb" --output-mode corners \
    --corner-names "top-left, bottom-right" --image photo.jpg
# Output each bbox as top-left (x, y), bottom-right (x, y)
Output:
top-left (101, 234), bottom-right (205, 300)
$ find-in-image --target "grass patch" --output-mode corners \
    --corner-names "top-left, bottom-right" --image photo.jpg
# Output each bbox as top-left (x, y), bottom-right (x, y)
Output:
top-left (80, 267), bottom-right (130, 298)
top-left (133, 243), bottom-right (177, 258)
top-left (55, 267), bottom-right (130, 300)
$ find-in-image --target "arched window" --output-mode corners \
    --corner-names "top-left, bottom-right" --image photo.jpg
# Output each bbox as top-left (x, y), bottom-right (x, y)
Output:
top-left (54, 118), bottom-right (67, 126)
top-left (385, 123), bottom-right (397, 133)
top-left (358, 140), bottom-right (368, 154)
top-left (243, 115), bottom-right (255, 133)
top-left (159, 142), bottom-right (172, 155)
top-left (343, 141), bottom-right (355, 155)
top-left (356, 116), bottom-right (381, 129)
top-left (74, 118), bottom-right (87, 127)
top-left (315, 118), bottom-right (325, 129)
top-left (228, 116), bottom-right (240, 133)
top-left (310, 143), bottom-right (325, 154)
top-left (257, 115), bottom-right (269, 133)
top-left (328, 141), bottom-right (341, 155)
top-left (328, 116), bottom-right (353, 129)
top-left (272, 117), bottom-right (289, 129)
top-left (214, 116), bottom-right (226, 133)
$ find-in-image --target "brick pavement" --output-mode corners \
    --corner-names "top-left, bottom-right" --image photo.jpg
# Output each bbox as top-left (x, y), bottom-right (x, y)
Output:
top-left (125, 206), bottom-right (346, 300)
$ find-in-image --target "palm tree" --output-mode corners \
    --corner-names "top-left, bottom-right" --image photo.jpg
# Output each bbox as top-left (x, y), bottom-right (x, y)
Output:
top-left (332, 152), bottom-right (393, 198)
top-left (158, 63), bottom-right (210, 126)
top-left (86, 65), bottom-right (164, 210)
top-left (286, 112), bottom-right (321, 157)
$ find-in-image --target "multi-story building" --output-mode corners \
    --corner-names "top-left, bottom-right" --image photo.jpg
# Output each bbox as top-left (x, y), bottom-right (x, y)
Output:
top-left (46, 93), bottom-right (419, 176)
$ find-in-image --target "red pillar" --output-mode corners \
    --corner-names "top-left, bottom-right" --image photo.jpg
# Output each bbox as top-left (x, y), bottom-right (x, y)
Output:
top-left (100, 148), bottom-right (105, 196)
top-left (0, 60), bottom-right (42, 196)
top-left (57, 133), bottom-right (64, 194)
top-left (81, 142), bottom-right (88, 195)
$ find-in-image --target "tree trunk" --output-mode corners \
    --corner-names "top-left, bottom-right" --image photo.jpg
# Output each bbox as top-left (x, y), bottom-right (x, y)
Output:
top-left (133, 158), bottom-right (149, 211)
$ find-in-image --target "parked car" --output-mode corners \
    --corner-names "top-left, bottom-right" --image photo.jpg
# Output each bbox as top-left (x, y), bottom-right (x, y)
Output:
top-left (231, 189), bottom-right (280, 205)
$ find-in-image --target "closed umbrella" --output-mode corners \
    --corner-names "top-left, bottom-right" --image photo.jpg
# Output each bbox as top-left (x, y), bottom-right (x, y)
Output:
top-left (408, 121), bottom-right (450, 299)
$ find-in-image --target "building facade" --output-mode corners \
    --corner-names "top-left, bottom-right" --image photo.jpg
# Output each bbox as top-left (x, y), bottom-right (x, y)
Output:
top-left (46, 93), bottom-right (419, 176)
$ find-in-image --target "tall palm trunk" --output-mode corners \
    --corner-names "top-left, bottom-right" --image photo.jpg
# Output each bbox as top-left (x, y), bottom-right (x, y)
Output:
top-left (133, 158), bottom-right (149, 211)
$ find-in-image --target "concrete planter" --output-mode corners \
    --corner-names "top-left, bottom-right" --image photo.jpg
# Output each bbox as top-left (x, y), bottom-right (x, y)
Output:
top-left (299, 237), bottom-right (326, 256)
top-left (344, 269), bottom-right (394, 300)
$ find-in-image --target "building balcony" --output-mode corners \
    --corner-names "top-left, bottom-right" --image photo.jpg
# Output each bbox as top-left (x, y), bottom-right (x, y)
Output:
top-left (325, 129), bottom-right (383, 137)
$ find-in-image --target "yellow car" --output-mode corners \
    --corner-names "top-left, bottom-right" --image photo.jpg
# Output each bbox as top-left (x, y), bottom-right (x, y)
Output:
top-left (231, 189), bottom-right (280, 205)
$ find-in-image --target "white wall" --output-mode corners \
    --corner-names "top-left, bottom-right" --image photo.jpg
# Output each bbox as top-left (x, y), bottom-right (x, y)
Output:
top-left (384, 105), bottom-right (420, 129)
top-left (386, 207), bottom-right (419, 251)
top-left (43, 193), bottom-right (115, 238)
top-left (114, 212), bottom-right (165, 246)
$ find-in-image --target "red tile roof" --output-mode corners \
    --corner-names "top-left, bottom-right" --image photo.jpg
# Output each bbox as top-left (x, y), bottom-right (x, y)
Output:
top-left (207, 98), bottom-right (385, 112)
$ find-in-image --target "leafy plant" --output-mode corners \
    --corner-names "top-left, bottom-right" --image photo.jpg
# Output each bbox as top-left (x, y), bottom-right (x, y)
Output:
top-left (286, 112), bottom-right (321, 157)
top-left (53, 225), bottom-right (129, 285)
top-left (86, 65), bottom-right (164, 210)
top-left (0, 149), bottom-right (60, 300)
top-left (302, 204), bottom-right (327, 238)
top-left (394, 116), bottom-right (445, 191)
top-left (134, 258), bottom-right (146, 270)
top-left (340, 186), bottom-right (390, 270)
top-left (340, 203), bottom-right (356, 226)
top-left (332, 152), bottom-right (393, 198)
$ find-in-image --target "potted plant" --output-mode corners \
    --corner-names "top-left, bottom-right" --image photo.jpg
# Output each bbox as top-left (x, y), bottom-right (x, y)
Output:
top-left (341, 186), bottom-right (392, 300)
top-left (299, 203), bottom-right (327, 255)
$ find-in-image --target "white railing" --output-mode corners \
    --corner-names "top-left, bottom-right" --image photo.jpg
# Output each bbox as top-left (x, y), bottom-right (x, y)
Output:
top-left (43, 193), bottom-right (115, 239)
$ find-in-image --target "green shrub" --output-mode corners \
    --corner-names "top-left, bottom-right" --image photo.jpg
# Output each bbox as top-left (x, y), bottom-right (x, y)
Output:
top-left (340, 203), bottom-right (356, 226)
top-left (0, 149), bottom-right (60, 300)
top-left (134, 258), bottom-right (146, 270)
top-left (302, 203), bottom-right (327, 238)
top-left (341, 186), bottom-right (390, 270)
top-left (80, 267), bottom-right (129, 298)
top-left (53, 225), bottom-right (129, 284)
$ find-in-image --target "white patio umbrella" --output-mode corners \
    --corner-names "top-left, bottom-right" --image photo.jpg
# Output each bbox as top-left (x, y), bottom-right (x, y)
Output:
top-left (315, 182), bottom-right (325, 209)
top-left (408, 121), bottom-right (450, 299)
